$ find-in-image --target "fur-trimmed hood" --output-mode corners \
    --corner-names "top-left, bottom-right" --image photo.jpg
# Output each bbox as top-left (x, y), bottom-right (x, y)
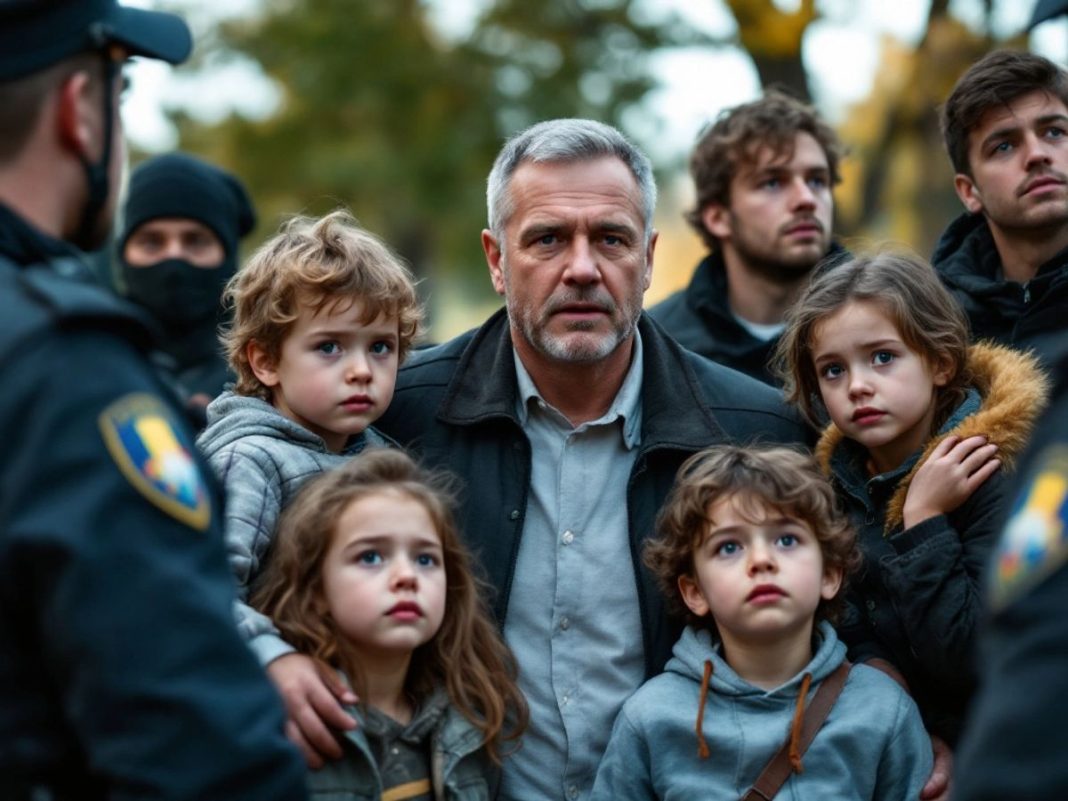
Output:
top-left (815, 342), bottom-right (1050, 532)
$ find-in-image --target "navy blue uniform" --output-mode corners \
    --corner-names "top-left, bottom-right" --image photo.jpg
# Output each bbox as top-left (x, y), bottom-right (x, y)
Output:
top-left (954, 347), bottom-right (1068, 800)
top-left (0, 203), bottom-right (308, 799)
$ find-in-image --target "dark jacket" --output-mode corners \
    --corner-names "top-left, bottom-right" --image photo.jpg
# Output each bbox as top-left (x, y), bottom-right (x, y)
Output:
top-left (377, 309), bottom-right (811, 675)
top-left (932, 212), bottom-right (1068, 367)
top-left (648, 244), bottom-right (847, 385)
top-left (0, 204), bottom-right (306, 800)
top-left (309, 688), bottom-right (496, 801)
top-left (816, 342), bottom-right (1049, 743)
top-left (954, 347), bottom-right (1068, 800)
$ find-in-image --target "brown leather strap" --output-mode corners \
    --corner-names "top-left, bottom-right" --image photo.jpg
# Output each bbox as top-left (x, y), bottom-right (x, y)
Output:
top-left (739, 661), bottom-right (852, 801)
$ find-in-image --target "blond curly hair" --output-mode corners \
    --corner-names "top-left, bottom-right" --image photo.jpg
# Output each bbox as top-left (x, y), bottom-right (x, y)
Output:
top-left (222, 209), bottom-right (422, 400)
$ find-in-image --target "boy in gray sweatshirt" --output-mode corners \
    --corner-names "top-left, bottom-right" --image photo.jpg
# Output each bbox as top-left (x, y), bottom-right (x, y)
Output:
top-left (591, 445), bottom-right (931, 800)
top-left (196, 210), bottom-right (421, 765)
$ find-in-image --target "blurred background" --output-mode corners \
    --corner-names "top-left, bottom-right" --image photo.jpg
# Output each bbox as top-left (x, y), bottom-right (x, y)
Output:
top-left (120, 0), bottom-right (1066, 340)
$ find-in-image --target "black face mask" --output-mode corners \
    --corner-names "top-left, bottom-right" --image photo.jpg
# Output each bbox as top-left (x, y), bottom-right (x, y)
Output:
top-left (121, 258), bottom-right (232, 327)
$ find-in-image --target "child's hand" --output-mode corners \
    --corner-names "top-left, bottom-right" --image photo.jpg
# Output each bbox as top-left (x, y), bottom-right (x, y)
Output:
top-left (267, 652), bottom-right (358, 768)
top-left (902, 435), bottom-right (1000, 529)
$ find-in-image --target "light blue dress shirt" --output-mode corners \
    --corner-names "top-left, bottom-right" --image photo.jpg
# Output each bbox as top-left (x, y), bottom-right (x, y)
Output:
top-left (499, 334), bottom-right (646, 801)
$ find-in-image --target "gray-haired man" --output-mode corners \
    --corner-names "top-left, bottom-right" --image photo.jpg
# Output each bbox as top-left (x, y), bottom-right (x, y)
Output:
top-left (376, 118), bottom-right (809, 800)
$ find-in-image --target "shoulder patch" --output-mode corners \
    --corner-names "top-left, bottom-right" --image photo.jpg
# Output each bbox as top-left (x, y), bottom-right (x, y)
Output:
top-left (990, 444), bottom-right (1068, 612)
top-left (98, 393), bottom-right (212, 532)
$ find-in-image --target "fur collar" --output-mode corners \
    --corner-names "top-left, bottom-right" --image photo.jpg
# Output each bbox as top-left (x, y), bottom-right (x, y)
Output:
top-left (815, 342), bottom-right (1050, 532)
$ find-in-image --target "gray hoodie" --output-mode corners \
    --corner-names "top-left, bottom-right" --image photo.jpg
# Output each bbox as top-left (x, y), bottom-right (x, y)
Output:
top-left (591, 622), bottom-right (931, 801)
top-left (196, 391), bottom-right (388, 665)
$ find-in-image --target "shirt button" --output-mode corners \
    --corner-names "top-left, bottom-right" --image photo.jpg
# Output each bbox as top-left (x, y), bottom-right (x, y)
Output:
top-left (391, 746), bottom-right (399, 755)
top-left (866, 600), bottom-right (876, 611)
top-left (568, 785), bottom-right (579, 799)
top-left (509, 509), bottom-right (520, 521)
top-left (560, 617), bottom-right (570, 630)
top-left (562, 530), bottom-right (574, 545)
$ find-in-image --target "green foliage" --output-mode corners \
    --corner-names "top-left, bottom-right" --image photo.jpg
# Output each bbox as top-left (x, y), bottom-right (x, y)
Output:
top-left (169, 0), bottom-right (674, 318)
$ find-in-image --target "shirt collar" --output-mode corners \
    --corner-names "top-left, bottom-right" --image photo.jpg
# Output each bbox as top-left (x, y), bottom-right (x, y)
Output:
top-left (513, 330), bottom-right (644, 449)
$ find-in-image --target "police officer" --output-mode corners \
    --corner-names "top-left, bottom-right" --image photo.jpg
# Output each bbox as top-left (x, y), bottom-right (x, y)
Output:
top-left (118, 152), bottom-right (256, 426)
top-left (0, 2), bottom-right (307, 798)
top-left (952, 346), bottom-right (1068, 800)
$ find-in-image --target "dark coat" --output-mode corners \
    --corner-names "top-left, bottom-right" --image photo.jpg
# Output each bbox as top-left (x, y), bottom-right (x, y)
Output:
top-left (377, 309), bottom-right (811, 675)
top-left (647, 244), bottom-right (848, 386)
top-left (816, 342), bottom-right (1049, 743)
top-left (932, 212), bottom-right (1068, 367)
top-left (0, 204), bottom-right (306, 800)
top-left (954, 347), bottom-right (1068, 800)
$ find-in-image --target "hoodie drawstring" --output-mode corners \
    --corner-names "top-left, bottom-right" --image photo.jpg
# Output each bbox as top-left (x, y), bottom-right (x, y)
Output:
top-left (695, 659), bottom-right (713, 759)
top-left (788, 672), bottom-right (813, 773)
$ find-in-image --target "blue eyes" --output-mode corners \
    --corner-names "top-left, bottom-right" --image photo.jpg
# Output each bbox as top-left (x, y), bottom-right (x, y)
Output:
top-left (712, 533), bottom-right (802, 557)
top-left (990, 127), bottom-right (1066, 156)
top-left (355, 550), bottom-right (438, 567)
top-left (760, 176), bottom-right (827, 190)
top-left (531, 233), bottom-right (628, 247)
top-left (357, 550), bottom-right (382, 565)
top-left (819, 351), bottom-right (895, 379)
top-left (315, 340), bottom-right (394, 357)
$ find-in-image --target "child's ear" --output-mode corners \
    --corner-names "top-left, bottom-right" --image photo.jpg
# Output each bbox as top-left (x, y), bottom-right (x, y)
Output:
top-left (247, 341), bottom-right (280, 388)
top-left (678, 574), bottom-right (711, 618)
top-left (820, 565), bottom-right (843, 602)
top-left (931, 355), bottom-right (955, 388)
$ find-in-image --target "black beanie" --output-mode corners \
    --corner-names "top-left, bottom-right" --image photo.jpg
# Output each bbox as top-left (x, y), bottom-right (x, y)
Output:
top-left (119, 152), bottom-right (256, 259)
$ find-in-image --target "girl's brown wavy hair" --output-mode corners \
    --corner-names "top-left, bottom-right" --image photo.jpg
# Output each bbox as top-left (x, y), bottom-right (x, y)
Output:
top-left (250, 449), bottom-right (527, 762)
top-left (772, 249), bottom-right (972, 432)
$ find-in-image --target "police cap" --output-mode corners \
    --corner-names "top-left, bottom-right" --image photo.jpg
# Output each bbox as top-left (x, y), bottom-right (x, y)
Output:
top-left (0, 0), bottom-right (192, 80)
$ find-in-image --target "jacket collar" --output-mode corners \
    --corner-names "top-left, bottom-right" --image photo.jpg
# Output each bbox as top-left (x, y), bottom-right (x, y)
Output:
top-left (0, 201), bottom-right (80, 266)
top-left (934, 211), bottom-right (1068, 286)
top-left (339, 694), bottom-right (485, 780)
top-left (688, 242), bottom-right (850, 318)
top-left (437, 308), bottom-right (728, 453)
top-left (684, 244), bottom-right (849, 359)
top-left (513, 328), bottom-right (644, 449)
top-left (816, 341), bottom-right (1051, 531)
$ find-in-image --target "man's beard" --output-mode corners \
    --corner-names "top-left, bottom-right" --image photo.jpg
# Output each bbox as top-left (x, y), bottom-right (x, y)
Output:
top-left (728, 212), bottom-right (828, 286)
top-left (506, 283), bottom-right (642, 364)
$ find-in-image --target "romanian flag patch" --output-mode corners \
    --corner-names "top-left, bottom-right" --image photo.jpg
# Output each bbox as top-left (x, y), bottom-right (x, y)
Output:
top-left (990, 444), bottom-right (1068, 612)
top-left (98, 393), bottom-right (211, 532)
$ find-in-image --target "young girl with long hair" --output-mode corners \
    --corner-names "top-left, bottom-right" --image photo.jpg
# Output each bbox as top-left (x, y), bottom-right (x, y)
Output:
top-left (774, 250), bottom-right (1048, 743)
top-left (251, 449), bottom-right (528, 799)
